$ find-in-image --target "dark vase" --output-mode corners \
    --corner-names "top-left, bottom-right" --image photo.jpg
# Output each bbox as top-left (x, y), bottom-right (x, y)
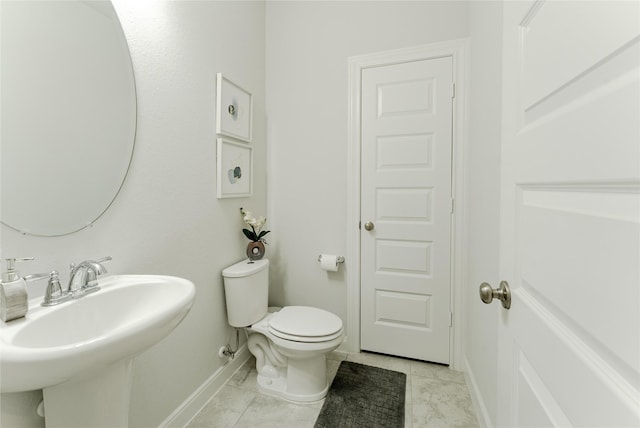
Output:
top-left (246, 241), bottom-right (265, 261)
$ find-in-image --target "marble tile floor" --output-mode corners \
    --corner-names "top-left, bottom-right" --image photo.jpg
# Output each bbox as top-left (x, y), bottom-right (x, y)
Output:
top-left (186, 351), bottom-right (479, 428)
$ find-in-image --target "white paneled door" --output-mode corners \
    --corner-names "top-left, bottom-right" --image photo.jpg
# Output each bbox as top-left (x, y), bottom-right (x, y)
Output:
top-left (497, 1), bottom-right (640, 426)
top-left (360, 57), bottom-right (453, 363)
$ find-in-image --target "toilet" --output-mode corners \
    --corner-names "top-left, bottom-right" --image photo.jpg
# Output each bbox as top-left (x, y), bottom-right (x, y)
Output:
top-left (222, 259), bottom-right (344, 402)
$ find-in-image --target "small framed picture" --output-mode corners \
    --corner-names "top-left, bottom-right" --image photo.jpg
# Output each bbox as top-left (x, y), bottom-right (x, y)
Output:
top-left (216, 73), bottom-right (252, 142)
top-left (217, 138), bottom-right (252, 198)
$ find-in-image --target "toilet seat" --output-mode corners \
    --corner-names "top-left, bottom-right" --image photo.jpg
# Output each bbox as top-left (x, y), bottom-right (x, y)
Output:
top-left (268, 306), bottom-right (343, 343)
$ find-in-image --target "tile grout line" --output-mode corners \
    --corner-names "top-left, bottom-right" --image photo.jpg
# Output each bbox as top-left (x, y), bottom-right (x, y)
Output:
top-left (240, 358), bottom-right (260, 426)
top-left (231, 385), bottom-right (259, 428)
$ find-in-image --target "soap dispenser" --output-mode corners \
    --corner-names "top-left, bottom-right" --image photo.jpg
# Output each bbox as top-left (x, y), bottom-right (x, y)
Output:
top-left (0, 257), bottom-right (33, 322)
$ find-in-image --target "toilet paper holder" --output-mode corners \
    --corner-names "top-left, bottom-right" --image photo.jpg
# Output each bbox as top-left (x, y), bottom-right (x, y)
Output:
top-left (317, 255), bottom-right (345, 264)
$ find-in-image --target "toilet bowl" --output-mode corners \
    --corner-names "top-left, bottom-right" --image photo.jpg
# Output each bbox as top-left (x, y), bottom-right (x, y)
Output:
top-left (248, 306), bottom-right (343, 401)
top-left (222, 259), bottom-right (344, 402)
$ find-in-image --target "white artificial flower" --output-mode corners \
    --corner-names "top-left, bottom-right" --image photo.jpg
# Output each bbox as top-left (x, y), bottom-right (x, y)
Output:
top-left (243, 212), bottom-right (257, 226)
top-left (240, 207), bottom-right (270, 244)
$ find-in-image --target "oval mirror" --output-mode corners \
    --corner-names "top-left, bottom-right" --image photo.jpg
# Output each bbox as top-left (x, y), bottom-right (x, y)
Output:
top-left (1, 1), bottom-right (136, 237)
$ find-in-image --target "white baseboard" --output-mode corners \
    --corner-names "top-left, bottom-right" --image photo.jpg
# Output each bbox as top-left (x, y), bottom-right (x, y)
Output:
top-left (159, 344), bottom-right (251, 428)
top-left (463, 355), bottom-right (493, 428)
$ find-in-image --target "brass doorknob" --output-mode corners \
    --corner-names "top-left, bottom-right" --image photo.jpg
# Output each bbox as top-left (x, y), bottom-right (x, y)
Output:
top-left (479, 281), bottom-right (511, 309)
top-left (364, 221), bottom-right (374, 231)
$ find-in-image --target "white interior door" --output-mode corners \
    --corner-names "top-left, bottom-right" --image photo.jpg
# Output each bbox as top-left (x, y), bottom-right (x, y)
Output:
top-left (497, 1), bottom-right (640, 426)
top-left (360, 57), bottom-right (453, 363)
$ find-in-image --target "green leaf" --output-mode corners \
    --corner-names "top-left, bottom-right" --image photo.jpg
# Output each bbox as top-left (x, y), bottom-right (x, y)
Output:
top-left (258, 230), bottom-right (271, 239)
top-left (243, 228), bottom-right (257, 241)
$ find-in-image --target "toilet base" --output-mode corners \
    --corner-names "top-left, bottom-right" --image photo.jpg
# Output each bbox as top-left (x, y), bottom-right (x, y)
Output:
top-left (255, 355), bottom-right (329, 403)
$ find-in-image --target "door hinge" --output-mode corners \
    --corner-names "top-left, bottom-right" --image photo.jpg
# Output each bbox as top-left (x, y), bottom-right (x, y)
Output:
top-left (358, 221), bottom-right (362, 230)
top-left (452, 83), bottom-right (456, 99)
top-left (449, 312), bottom-right (453, 327)
top-left (450, 198), bottom-right (455, 214)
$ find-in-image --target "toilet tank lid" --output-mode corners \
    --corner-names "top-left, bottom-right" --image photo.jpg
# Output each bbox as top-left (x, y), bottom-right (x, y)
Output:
top-left (222, 259), bottom-right (269, 278)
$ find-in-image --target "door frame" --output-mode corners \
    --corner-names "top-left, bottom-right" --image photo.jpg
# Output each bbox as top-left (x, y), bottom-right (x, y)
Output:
top-left (346, 39), bottom-right (469, 369)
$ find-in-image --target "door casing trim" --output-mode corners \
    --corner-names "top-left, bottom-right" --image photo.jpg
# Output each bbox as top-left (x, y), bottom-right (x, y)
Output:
top-left (346, 38), bottom-right (469, 369)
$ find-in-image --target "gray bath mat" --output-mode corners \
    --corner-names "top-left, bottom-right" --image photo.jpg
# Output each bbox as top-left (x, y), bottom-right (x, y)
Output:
top-left (314, 361), bottom-right (406, 428)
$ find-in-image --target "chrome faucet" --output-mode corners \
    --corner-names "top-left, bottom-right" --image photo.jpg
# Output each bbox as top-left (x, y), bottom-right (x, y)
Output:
top-left (67, 256), bottom-right (112, 296)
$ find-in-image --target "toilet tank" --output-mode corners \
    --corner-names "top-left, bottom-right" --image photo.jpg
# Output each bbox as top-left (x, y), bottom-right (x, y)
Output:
top-left (222, 259), bottom-right (269, 327)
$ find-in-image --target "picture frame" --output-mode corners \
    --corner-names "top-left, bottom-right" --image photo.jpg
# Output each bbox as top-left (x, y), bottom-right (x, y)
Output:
top-left (216, 73), bottom-right (252, 142)
top-left (217, 138), bottom-right (253, 198)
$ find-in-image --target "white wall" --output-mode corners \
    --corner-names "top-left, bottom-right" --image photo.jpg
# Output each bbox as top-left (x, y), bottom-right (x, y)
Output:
top-left (0, 1), bottom-right (265, 427)
top-left (1, 2), bottom-right (509, 427)
top-left (463, 1), bottom-right (503, 426)
top-left (265, 0), bottom-right (469, 325)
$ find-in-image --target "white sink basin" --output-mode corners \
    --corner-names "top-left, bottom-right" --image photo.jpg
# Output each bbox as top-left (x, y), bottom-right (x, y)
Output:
top-left (0, 274), bottom-right (195, 393)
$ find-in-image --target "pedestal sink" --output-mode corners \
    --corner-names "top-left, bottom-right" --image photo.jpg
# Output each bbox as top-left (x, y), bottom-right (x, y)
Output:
top-left (0, 275), bottom-right (196, 427)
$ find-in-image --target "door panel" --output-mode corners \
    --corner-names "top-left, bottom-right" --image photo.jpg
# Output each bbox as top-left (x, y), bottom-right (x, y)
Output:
top-left (499, 1), bottom-right (640, 426)
top-left (361, 57), bottom-right (453, 363)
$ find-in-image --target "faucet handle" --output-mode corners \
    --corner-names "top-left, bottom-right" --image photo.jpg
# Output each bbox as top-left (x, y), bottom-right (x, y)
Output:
top-left (95, 256), bottom-right (112, 274)
top-left (96, 256), bottom-right (113, 264)
top-left (23, 272), bottom-right (51, 282)
top-left (41, 271), bottom-right (72, 307)
top-left (20, 271), bottom-right (71, 307)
